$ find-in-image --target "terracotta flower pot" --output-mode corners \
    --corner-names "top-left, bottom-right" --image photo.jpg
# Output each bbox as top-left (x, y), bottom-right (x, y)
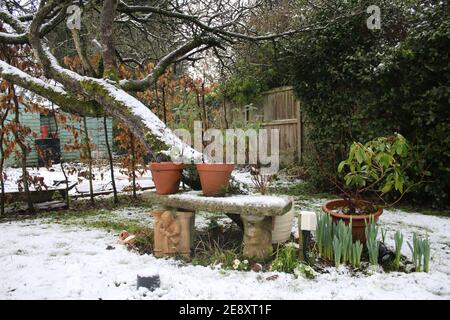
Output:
top-left (196, 163), bottom-right (235, 196)
top-left (150, 162), bottom-right (184, 195)
top-left (322, 199), bottom-right (383, 244)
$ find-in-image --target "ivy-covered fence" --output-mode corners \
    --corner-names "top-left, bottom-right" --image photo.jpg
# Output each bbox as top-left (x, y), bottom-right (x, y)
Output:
top-left (292, 1), bottom-right (449, 207)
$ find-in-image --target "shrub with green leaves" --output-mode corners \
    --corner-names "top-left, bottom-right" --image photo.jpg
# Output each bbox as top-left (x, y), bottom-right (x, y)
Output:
top-left (337, 133), bottom-right (416, 211)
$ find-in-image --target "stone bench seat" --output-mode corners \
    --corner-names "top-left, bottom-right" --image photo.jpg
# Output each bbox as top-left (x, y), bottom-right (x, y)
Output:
top-left (143, 191), bottom-right (293, 216)
top-left (143, 190), bottom-right (294, 259)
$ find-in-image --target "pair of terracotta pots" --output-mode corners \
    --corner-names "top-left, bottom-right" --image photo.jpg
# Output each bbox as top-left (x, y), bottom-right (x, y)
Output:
top-left (150, 162), bottom-right (235, 196)
top-left (322, 199), bottom-right (383, 244)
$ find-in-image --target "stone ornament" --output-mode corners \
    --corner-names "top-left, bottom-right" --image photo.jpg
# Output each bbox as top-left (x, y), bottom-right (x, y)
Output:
top-left (159, 211), bottom-right (181, 253)
top-left (152, 209), bottom-right (194, 258)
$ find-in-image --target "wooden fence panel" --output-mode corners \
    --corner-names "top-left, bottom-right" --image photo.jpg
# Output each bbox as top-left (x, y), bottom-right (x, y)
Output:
top-left (259, 87), bottom-right (302, 165)
top-left (224, 86), bottom-right (305, 166)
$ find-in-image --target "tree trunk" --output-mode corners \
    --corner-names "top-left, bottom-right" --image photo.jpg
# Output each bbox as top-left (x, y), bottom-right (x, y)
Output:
top-left (52, 111), bottom-right (70, 208)
top-left (60, 160), bottom-right (70, 208)
top-left (83, 116), bottom-right (94, 204)
top-left (0, 139), bottom-right (4, 216)
top-left (129, 131), bottom-right (137, 199)
top-left (11, 86), bottom-right (34, 214)
top-left (154, 81), bottom-right (160, 119)
top-left (161, 85), bottom-right (167, 124)
top-left (201, 82), bottom-right (208, 131)
top-left (0, 109), bottom-right (8, 216)
top-left (100, 0), bottom-right (119, 77)
top-left (222, 88), bottom-right (229, 129)
top-left (104, 116), bottom-right (118, 204)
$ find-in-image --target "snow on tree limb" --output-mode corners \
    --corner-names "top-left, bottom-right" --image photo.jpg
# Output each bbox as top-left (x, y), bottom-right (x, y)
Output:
top-left (0, 59), bottom-right (101, 116)
top-left (0, 10), bottom-right (27, 33)
top-left (20, 1), bottom-right (203, 163)
top-left (0, 6), bottom-right (66, 44)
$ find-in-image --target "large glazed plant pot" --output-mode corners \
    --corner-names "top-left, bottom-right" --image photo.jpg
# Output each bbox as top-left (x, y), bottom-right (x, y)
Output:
top-left (196, 163), bottom-right (235, 196)
top-left (322, 199), bottom-right (383, 243)
top-left (150, 162), bottom-right (184, 195)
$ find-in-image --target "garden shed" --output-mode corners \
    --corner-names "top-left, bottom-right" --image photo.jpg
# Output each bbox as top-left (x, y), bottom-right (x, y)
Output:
top-left (4, 103), bottom-right (113, 167)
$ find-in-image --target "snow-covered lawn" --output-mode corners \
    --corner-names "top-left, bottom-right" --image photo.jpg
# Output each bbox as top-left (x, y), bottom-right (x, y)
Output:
top-left (1, 201), bottom-right (449, 300)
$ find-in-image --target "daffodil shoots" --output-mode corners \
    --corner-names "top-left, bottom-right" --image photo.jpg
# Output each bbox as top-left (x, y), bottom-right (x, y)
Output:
top-left (408, 233), bottom-right (431, 272)
top-left (351, 241), bottom-right (363, 268)
top-left (365, 218), bottom-right (379, 266)
top-left (394, 231), bottom-right (404, 269)
top-left (332, 236), bottom-right (342, 268)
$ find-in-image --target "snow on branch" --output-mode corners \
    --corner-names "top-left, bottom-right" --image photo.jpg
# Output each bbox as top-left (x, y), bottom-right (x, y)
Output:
top-left (0, 59), bottom-right (101, 116)
top-left (0, 5), bottom-right (66, 44)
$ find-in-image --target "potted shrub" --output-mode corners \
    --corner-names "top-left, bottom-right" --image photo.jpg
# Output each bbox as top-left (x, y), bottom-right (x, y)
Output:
top-left (150, 161), bottom-right (184, 195)
top-left (196, 162), bottom-right (235, 196)
top-left (322, 133), bottom-right (423, 243)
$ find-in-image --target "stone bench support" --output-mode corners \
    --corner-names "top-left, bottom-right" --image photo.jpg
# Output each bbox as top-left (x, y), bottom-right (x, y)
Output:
top-left (241, 215), bottom-right (273, 259)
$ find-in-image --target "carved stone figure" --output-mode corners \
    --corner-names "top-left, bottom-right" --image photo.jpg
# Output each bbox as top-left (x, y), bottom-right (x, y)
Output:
top-left (151, 209), bottom-right (194, 258)
top-left (159, 211), bottom-right (181, 253)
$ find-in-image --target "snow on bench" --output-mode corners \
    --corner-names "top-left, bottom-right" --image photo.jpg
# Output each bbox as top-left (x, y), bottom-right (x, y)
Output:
top-left (143, 190), bottom-right (293, 217)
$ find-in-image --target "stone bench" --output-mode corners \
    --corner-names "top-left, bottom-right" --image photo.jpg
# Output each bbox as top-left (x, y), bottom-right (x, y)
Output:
top-left (143, 191), bottom-right (293, 259)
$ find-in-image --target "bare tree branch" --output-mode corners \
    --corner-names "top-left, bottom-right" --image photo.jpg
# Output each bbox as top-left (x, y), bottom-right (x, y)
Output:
top-left (120, 36), bottom-right (222, 91)
top-left (100, 0), bottom-right (119, 76)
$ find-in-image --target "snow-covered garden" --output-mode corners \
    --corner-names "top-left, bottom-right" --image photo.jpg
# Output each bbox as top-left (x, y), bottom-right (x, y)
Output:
top-left (1, 199), bottom-right (449, 300)
top-left (1, 0), bottom-right (449, 303)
